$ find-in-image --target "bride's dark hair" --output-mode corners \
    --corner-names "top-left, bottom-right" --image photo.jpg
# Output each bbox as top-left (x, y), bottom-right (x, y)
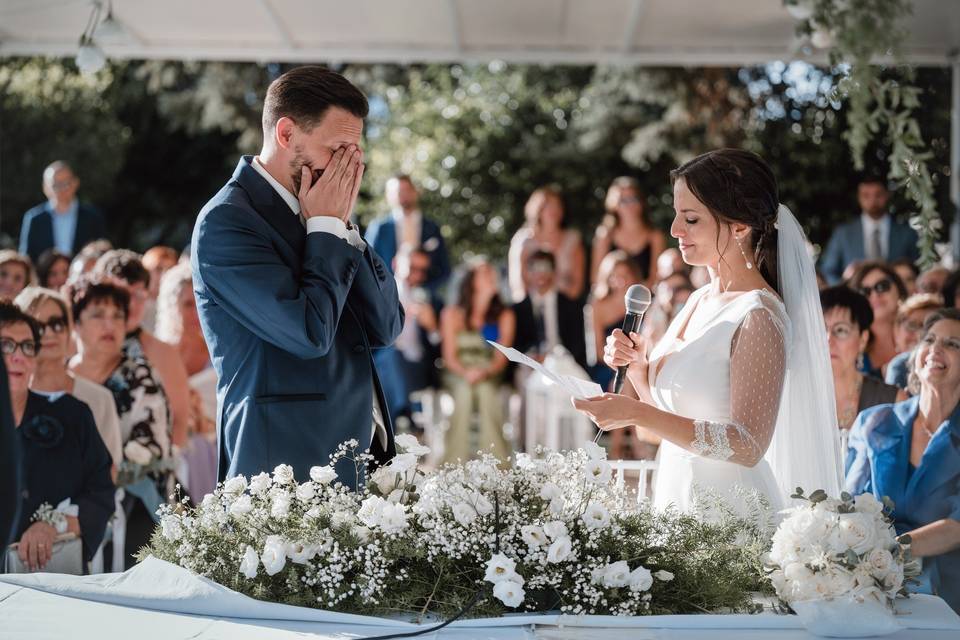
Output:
top-left (670, 149), bottom-right (780, 295)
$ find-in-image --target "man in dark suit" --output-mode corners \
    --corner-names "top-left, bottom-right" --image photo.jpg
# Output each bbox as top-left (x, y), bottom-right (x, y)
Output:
top-left (364, 175), bottom-right (450, 291)
top-left (191, 66), bottom-right (403, 486)
top-left (512, 250), bottom-right (587, 370)
top-left (19, 161), bottom-right (106, 263)
top-left (820, 176), bottom-right (920, 283)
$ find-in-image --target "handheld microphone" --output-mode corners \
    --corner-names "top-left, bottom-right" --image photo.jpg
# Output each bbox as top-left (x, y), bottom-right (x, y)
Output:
top-left (613, 284), bottom-right (652, 394)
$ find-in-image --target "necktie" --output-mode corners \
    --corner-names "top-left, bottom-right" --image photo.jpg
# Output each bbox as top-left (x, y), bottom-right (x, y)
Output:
top-left (402, 215), bottom-right (418, 249)
top-left (869, 226), bottom-right (883, 260)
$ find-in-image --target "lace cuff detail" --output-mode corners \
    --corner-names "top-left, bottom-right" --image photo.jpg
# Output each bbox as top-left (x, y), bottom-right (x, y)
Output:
top-left (691, 419), bottom-right (760, 462)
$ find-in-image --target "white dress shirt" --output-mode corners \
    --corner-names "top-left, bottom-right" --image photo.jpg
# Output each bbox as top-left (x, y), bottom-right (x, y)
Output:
top-left (392, 208), bottom-right (422, 251)
top-left (251, 157), bottom-right (385, 448)
top-left (529, 288), bottom-right (560, 353)
top-left (861, 213), bottom-right (890, 260)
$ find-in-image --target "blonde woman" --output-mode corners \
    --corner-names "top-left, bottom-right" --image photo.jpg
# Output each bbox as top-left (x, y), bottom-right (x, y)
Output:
top-left (0, 250), bottom-right (35, 300)
top-left (590, 177), bottom-right (665, 289)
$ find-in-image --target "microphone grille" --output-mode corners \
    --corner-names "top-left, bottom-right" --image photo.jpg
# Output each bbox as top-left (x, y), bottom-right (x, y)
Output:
top-left (624, 284), bottom-right (652, 314)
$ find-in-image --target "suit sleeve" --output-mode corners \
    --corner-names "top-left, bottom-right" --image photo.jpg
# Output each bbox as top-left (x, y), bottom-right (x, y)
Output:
top-left (819, 229), bottom-right (845, 284)
top-left (89, 205), bottom-right (107, 242)
top-left (427, 225), bottom-right (451, 286)
top-left (75, 402), bottom-right (114, 561)
top-left (349, 247), bottom-right (405, 348)
top-left (195, 204), bottom-right (362, 359)
top-left (18, 211), bottom-right (34, 257)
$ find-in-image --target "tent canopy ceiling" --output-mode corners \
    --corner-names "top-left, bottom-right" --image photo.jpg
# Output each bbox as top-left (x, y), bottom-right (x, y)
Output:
top-left (0, 0), bottom-right (958, 66)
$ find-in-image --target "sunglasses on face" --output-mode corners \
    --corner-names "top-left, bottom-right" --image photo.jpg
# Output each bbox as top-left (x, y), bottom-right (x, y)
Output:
top-left (859, 278), bottom-right (893, 297)
top-left (0, 338), bottom-right (39, 358)
top-left (37, 315), bottom-right (67, 336)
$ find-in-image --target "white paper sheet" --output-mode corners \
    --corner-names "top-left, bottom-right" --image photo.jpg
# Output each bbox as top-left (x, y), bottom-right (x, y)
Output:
top-left (487, 341), bottom-right (603, 399)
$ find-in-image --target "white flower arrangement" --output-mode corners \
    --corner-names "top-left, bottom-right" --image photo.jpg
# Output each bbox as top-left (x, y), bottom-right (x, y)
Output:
top-left (766, 488), bottom-right (919, 609)
top-left (144, 438), bottom-right (770, 620)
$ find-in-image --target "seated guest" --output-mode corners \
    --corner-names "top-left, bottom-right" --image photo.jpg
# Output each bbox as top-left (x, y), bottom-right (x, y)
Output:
top-left (846, 308), bottom-right (960, 612)
top-left (821, 286), bottom-right (904, 431)
top-left (513, 250), bottom-right (588, 370)
top-left (849, 261), bottom-right (908, 377)
top-left (655, 247), bottom-right (686, 282)
top-left (0, 251), bottom-right (34, 300)
top-left (891, 258), bottom-right (920, 296)
top-left (944, 270), bottom-right (960, 309)
top-left (586, 251), bottom-right (644, 391)
top-left (67, 240), bottom-right (113, 287)
top-left (35, 250), bottom-right (70, 291)
top-left (2, 301), bottom-right (113, 570)
top-left (14, 287), bottom-right (123, 474)
top-left (440, 259), bottom-right (515, 464)
top-left (644, 272), bottom-right (695, 345)
top-left (886, 293), bottom-right (944, 390)
top-left (917, 266), bottom-right (951, 296)
top-left (67, 276), bottom-right (172, 569)
top-left (141, 246), bottom-right (179, 333)
top-left (94, 250), bottom-right (190, 448)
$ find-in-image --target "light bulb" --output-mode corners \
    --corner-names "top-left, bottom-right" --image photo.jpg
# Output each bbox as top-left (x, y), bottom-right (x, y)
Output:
top-left (76, 39), bottom-right (107, 75)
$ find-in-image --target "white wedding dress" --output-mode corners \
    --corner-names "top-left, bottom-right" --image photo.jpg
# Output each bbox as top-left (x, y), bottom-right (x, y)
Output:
top-left (647, 285), bottom-right (790, 515)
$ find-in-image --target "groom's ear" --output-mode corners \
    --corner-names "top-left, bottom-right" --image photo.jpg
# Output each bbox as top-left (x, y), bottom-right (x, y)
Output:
top-left (274, 117), bottom-right (296, 150)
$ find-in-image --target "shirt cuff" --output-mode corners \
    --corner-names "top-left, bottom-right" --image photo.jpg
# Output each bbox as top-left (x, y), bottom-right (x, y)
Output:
top-left (306, 216), bottom-right (367, 251)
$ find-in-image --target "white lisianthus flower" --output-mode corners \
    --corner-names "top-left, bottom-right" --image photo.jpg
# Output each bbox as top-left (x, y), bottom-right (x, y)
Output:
top-left (160, 515), bottom-right (182, 541)
top-left (270, 491), bottom-right (291, 518)
top-left (331, 510), bottom-right (354, 529)
top-left (239, 545), bottom-right (259, 579)
top-left (379, 502), bottom-right (409, 534)
top-left (853, 492), bottom-right (884, 515)
top-left (493, 579), bottom-right (525, 608)
top-left (295, 482), bottom-right (316, 502)
top-left (474, 493), bottom-right (494, 517)
top-left (543, 521), bottom-right (568, 540)
top-left (249, 472), bottom-right (272, 495)
top-left (581, 501), bottom-right (611, 529)
top-left (583, 440), bottom-right (607, 461)
top-left (229, 494), bottom-right (254, 517)
top-left (549, 496), bottom-right (566, 516)
top-left (546, 536), bottom-right (573, 563)
top-left (838, 513), bottom-right (879, 555)
top-left (223, 475), bottom-right (247, 495)
top-left (260, 536), bottom-right (287, 576)
top-left (124, 440), bottom-right (154, 466)
top-left (654, 570), bottom-right (674, 582)
top-left (309, 465), bottom-right (337, 485)
top-left (539, 482), bottom-right (561, 501)
top-left (394, 433), bottom-right (431, 457)
top-left (521, 525), bottom-right (548, 547)
top-left (287, 541), bottom-right (317, 564)
top-left (354, 526), bottom-right (372, 543)
top-left (484, 553), bottom-right (517, 584)
top-left (628, 566), bottom-right (653, 592)
top-left (272, 464), bottom-right (295, 485)
top-left (370, 466), bottom-right (399, 495)
top-left (358, 495), bottom-right (386, 528)
top-left (453, 502), bottom-right (477, 526)
top-left (387, 488), bottom-right (405, 504)
top-left (584, 459), bottom-right (612, 485)
top-left (602, 561), bottom-right (631, 588)
top-left (389, 453), bottom-right (418, 473)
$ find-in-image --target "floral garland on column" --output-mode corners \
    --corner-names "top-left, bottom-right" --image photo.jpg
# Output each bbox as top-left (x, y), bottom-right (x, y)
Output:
top-left (785, 0), bottom-right (942, 268)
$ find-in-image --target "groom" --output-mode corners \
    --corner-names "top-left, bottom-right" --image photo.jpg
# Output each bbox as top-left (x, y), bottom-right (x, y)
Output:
top-left (191, 66), bottom-right (403, 486)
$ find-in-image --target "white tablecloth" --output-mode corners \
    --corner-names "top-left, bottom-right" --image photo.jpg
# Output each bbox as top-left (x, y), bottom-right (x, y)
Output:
top-left (1, 557), bottom-right (958, 639)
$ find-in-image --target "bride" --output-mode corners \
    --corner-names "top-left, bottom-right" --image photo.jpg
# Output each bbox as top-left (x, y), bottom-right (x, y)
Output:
top-left (574, 149), bottom-right (842, 513)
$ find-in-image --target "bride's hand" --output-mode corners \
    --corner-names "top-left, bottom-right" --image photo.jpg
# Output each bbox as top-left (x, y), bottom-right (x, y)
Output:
top-left (603, 329), bottom-right (650, 391)
top-left (572, 393), bottom-right (647, 432)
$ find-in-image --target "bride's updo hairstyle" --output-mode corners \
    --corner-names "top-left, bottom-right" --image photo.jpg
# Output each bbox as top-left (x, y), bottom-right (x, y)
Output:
top-left (670, 149), bottom-right (780, 295)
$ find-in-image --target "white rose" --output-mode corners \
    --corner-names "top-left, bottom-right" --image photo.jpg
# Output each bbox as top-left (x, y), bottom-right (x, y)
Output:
top-left (286, 541), bottom-right (317, 564)
top-left (584, 459), bottom-right (612, 485)
top-left (229, 494), bottom-right (254, 517)
top-left (453, 502), bottom-right (477, 526)
top-left (358, 495), bottom-right (386, 528)
top-left (474, 494), bottom-right (494, 517)
top-left (389, 453), bottom-right (418, 473)
top-left (654, 570), bottom-right (674, 582)
top-left (853, 492), bottom-right (884, 515)
top-left (539, 482), bottom-right (561, 501)
top-left (484, 553), bottom-right (517, 584)
top-left (239, 545), bottom-right (259, 579)
top-left (549, 496), bottom-right (566, 516)
top-left (379, 502), bottom-right (409, 534)
top-left (295, 482), bottom-right (316, 502)
top-left (123, 440), bottom-right (154, 466)
top-left (783, 561), bottom-right (814, 583)
top-left (825, 567), bottom-right (856, 597)
top-left (272, 464), bottom-right (295, 485)
top-left (309, 465), bottom-right (338, 485)
top-left (369, 466), bottom-right (399, 495)
top-left (331, 510), bottom-right (354, 529)
top-left (628, 566), bottom-right (653, 592)
top-left (583, 440), bottom-right (607, 461)
top-left (543, 521), bottom-right (568, 540)
top-left (270, 491), bottom-right (291, 518)
top-left (602, 561), bottom-right (631, 588)
top-left (581, 502), bottom-right (611, 530)
top-left (249, 472), bottom-right (272, 495)
top-left (493, 579), bottom-right (525, 608)
top-left (521, 525), bottom-right (548, 548)
top-left (386, 488), bottom-right (405, 504)
top-left (866, 548), bottom-right (894, 578)
top-left (838, 513), bottom-right (879, 555)
top-left (160, 515), bottom-right (182, 541)
top-left (260, 536), bottom-right (287, 576)
top-left (394, 433), bottom-right (431, 457)
top-left (223, 475), bottom-right (247, 495)
top-left (546, 536), bottom-right (573, 563)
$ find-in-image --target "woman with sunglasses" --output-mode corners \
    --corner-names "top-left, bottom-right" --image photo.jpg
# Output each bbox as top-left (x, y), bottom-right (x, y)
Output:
top-left (591, 177), bottom-right (665, 290)
top-left (849, 261), bottom-right (908, 377)
top-left (14, 286), bottom-right (123, 475)
top-left (1, 301), bottom-right (113, 572)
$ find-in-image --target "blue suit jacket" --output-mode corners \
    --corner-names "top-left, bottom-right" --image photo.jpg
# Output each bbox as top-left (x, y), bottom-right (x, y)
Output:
top-left (845, 397), bottom-right (960, 611)
top-left (365, 214), bottom-right (451, 290)
top-left (820, 216), bottom-right (920, 284)
top-left (191, 157), bottom-right (403, 486)
top-left (19, 202), bottom-right (106, 263)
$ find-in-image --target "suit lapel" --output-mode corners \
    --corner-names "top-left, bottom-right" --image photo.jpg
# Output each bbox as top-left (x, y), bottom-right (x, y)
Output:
top-left (232, 156), bottom-right (305, 257)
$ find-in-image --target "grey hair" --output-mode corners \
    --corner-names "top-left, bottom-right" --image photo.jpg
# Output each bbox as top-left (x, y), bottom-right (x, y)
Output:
top-left (154, 262), bottom-right (193, 343)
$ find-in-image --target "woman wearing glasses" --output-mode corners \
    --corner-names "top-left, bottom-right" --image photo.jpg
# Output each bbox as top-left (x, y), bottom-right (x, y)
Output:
top-left (591, 177), bottom-right (665, 289)
top-left (1, 301), bottom-right (113, 572)
top-left (820, 286), bottom-right (904, 433)
top-left (14, 287), bottom-right (123, 474)
top-left (849, 261), bottom-right (909, 377)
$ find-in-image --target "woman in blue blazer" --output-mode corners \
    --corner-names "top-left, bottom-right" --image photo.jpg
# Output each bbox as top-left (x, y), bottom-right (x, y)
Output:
top-left (845, 308), bottom-right (960, 612)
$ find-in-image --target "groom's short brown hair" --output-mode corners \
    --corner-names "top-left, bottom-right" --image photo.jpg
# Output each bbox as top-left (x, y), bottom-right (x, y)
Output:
top-left (262, 66), bottom-right (369, 137)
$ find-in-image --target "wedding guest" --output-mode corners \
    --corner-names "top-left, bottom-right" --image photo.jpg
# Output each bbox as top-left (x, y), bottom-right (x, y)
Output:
top-left (591, 177), bottom-right (665, 289)
top-left (67, 239), bottom-right (113, 286)
top-left (365, 174), bottom-right (450, 291)
top-left (0, 251), bottom-right (34, 300)
top-left (508, 186), bottom-right (585, 302)
top-left (440, 259), bottom-right (515, 463)
top-left (849, 261), bottom-right (908, 377)
top-left (891, 258), bottom-right (919, 296)
top-left (944, 270), bottom-right (960, 308)
top-left (646, 272), bottom-right (695, 344)
top-left (14, 287), bottom-right (123, 473)
top-left (18, 161), bottom-right (106, 264)
top-left (94, 250), bottom-right (190, 448)
top-left (587, 251), bottom-right (644, 390)
top-left (820, 176), bottom-right (919, 283)
top-left (820, 286), bottom-right (903, 431)
top-left (846, 308), bottom-right (960, 612)
top-left (917, 266), bottom-right (950, 296)
top-left (67, 276), bottom-right (172, 569)
top-left (35, 249), bottom-right (70, 291)
top-left (655, 247), bottom-right (686, 281)
top-left (886, 294), bottom-right (944, 390)
top-left (512, 250), bottom-right (587, 369)
top-left (2, 301), bottom-right (113, 570)
top-left (141, 246), bottom-right (179, 332)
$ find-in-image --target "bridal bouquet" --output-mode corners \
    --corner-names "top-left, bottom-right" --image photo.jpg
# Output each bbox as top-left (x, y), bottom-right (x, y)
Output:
top-left (766, 488), bottom-right (918, 608)
top-left (144, 437), bottom-right (769, 620)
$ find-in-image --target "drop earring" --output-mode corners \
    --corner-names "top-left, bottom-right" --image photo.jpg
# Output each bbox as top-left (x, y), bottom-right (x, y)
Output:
top-left (736, 235), bottom-right (753, 270)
